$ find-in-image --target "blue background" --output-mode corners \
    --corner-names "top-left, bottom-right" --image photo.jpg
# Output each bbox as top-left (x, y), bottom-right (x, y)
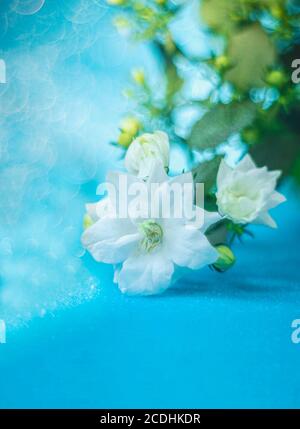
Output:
top-left (0, 0), bottom-right (300, 408)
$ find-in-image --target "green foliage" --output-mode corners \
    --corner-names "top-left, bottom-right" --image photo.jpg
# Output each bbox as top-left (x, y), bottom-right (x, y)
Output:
top-left (165, 61), bottom-right (184, 107)
top-left (193, 156), bottom-right (222, 194)
top-left (110, 0), bottom-right (300, 224)
top-left (188, 102), bottom-right (256, 151)
top-left (292, 155), bottom-right (300, 186)
top-left (201, 0), bottom-right (244, 33)
top-left (225, 24), bottom-right (276, 91)
top-left (112, 0), bottom-right (176, 41)
top-left (250, 130), bottom-right (300, 178)
top-left (200, 0), bottom-right (284, 33)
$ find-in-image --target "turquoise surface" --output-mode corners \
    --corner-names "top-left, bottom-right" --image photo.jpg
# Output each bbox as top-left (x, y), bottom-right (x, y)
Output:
top-left (1, 194), bottom-right (300, 408)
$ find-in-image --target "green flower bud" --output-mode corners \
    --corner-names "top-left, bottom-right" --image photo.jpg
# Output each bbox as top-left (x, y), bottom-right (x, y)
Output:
top-left (131, 68), bottom-right (145, 85)
top-left (213, 245), bottom-right (236, 272)
top-left (118, 117), bottom-right (141, 148)
top-left (270, 5), bottom-right (285, 20)
top-left (214, 55), bottom-right (230, 71)
top-left (118, 132), bottom-right (133, 148)
top-left (120, 116), bottom-right (140, 137)
top-left (266, 70), bottom-right (287, 88)
top-left (107, 0), bottom-right (126, 5)
top-left (139, 8), bottom-right (155, 21)
top-left (122, 88), bottom-right (134, 99)
top-left (113, 16), bottom-right (131, 35)
top-left (83, 214), bottom-right (94, 230)
top-left (241, 127), bottom-right (260, 145)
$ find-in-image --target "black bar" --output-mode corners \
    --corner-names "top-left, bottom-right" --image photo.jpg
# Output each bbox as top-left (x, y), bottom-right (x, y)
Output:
top-left (0, 409), bottom-right (299, 426)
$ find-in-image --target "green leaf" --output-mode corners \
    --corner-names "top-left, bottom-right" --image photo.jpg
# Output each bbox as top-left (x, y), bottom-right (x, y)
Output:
top-left (250, 131), bottom-right (300, 179)
top-left (205, 221), bottom-right (229, 246)
top-left (225, 24), bottom-right (276, 91)
top-left (192, 156), bottom-right (222, 194)
top-left (188, 101), bottom-right (256, 151)
top-left (292, 155), bottom-right (300, 186)
top-left (200, 0), bottom-right (241, 34)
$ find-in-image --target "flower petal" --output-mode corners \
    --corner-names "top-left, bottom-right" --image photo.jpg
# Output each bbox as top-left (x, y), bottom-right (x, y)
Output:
top-left (125, 131), bottom-right (170, 178)
top-left (254, 211), bottom-right (277, 228)
top-left (164, 223), bottom-right (219, 270)
top-left (147, 159), bottom-right (169, 184)
top-left (81, 217), bottom-right (140, 264)
top-left (217, 158), bottom-right (232, 189)
top-left (202, 209), bottom-right (222, 232)
top-left (118, 252), bottom-right (174, 295)
top-left (236, 154), bottom-right (257, 172)
top-left (264, 190), bottom-right (286, 210)
top-left (106, 170), bottom-right (144, 200)
top-left (186, 206), bottom-right (221, 231)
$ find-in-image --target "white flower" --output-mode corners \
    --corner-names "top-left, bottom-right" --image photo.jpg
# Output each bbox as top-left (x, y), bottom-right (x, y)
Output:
top-left (216, 154), bottom-right (286, 227)
top-left (125, 131), bottom-right (169, 178)
top-left (82, 162), bottom-right (220, 296)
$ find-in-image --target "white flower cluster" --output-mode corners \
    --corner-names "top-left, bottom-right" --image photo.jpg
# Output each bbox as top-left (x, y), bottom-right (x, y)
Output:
top-left (82, 131), bottom-right (286, 295)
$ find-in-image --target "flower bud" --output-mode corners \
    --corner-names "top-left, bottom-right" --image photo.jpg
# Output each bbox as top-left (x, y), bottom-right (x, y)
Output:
top-left (131, 68), bottom-right (145, 86)
top-left (113, 16), bottom-right (131, 36)
top-left (107, 0), bottom-right (126, 5)
top-left (120, 116), bottom-right (140, 137)
top-left (118, 132), bottom-right (132, 148)
top-left (241, 127), bottom-right (259, 145)
top-left (140, 8), bottom-right (155, 21)
top-left (118, 117), bottom-right (141, 148)
top-left (270, 5), bottom-right (285, 20)
top-left (125, 131), bottom-right (170, 178)
top-left (83, 214), bottom-right (94, 230)
top-left (266, 70), bottom-right (287, 88)
top-left (214, 55), bottom-right (230, 71)
top-left (213, 245), bottom-right (236, 272)
top-left (122, 88), bottom-right (134, 99)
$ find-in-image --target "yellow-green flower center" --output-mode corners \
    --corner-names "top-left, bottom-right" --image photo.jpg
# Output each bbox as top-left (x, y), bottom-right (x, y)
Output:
top-left (139, 220), bottom-right (163, 253)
